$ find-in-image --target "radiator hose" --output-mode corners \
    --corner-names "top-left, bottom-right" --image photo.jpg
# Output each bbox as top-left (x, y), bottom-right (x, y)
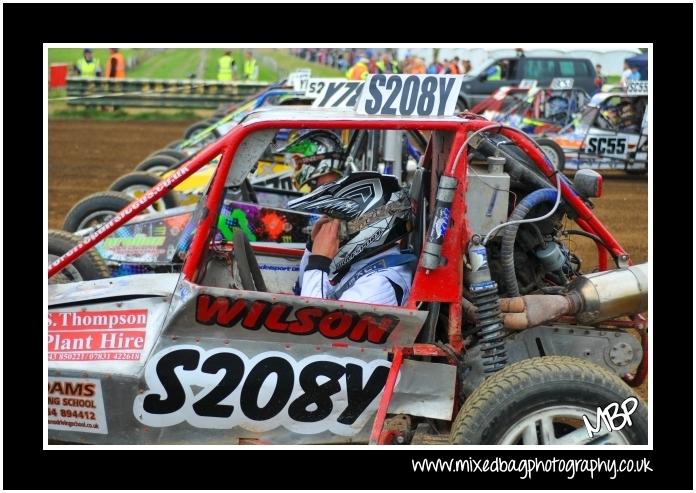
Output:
top-left (500, 188), bottom-right (558, 297)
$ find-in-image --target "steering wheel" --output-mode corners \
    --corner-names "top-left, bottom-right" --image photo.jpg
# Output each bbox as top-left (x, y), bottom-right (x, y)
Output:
top-left (232, 229), bottom-right (267, 292)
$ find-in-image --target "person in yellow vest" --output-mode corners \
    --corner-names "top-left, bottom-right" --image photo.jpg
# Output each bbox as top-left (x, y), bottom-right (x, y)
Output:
top-left (376, 53), bottom-right (399, 74)
top-left (74, 49), bottom-right (102, 78)
top-left (217, 51), bottom-right (237, 81)
top-left (486, 62), bottom-right (504, 81)
top-left (346, 56), bottom-right (370, 80)
top-left (106, 48), bottom-right (126, 79)
top-left (242, 51), bottom-right (258, 81)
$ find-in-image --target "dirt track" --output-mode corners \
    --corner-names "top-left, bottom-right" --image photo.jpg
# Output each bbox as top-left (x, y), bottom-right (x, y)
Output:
top-left (48, 120), bottom-right (648, 400)
top-left (48, 120), bottom-right (194, 229)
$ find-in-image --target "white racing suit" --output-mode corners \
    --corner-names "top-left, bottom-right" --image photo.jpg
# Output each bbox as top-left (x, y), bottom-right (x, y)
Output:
top-left (295, 245), bottom-right (416, 307)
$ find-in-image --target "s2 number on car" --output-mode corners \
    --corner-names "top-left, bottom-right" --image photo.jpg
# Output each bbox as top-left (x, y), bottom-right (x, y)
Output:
top-left (356, 74), bottom-right (464, 117)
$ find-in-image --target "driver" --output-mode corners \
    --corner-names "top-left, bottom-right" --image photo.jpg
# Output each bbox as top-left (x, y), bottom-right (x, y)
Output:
top-left (288, 172), bottom-right (416, 306)
top-left (278, 130), bottom-right (347, 192)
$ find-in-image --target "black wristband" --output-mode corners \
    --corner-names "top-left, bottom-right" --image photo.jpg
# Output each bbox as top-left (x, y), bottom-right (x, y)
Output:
top-left (306, 239), bottom-right (313, 252)
top-left (306, 255), bottom-right (331, 273)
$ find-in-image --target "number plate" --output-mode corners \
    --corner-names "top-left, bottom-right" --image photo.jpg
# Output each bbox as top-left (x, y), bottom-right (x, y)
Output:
top-left (287, 69), bottom-right (312, 91)
top-left (519, 79), bottom-right (538, 89)
top-left (356, 74), bottom-right (464, 117)
top-left (312, 81), bottom-right (364, 109)
top-left (304, 78), bottom-right (347, 99)
top-left (626, 80), bottom-right (648, 96)
top-left (550, 77), bottom-right (574, 90)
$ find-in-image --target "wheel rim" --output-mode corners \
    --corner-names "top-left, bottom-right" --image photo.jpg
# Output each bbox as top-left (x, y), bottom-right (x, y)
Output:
top-left (499, 405), bottom-right (631, 445)
top-left (540, 145), bottom-right (560, 170)
top-left (77, 210), bottom-right (118, 231)
top-left (141, 165), bottom-right (170, 176)
top-left (48, 253), bottom-right (83, 284)
top-left (121, 185), bottom-right (167, 212)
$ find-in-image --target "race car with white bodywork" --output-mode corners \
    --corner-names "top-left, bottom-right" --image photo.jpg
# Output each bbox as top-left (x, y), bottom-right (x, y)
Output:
top-left (542, 86), bottom-right (648, 174)
top-left (48, 75), bottom-right (649, 446)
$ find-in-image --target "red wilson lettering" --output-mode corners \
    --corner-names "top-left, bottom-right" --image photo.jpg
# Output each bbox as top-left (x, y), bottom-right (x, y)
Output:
top-left (196, 294), bottom-right (399, 344)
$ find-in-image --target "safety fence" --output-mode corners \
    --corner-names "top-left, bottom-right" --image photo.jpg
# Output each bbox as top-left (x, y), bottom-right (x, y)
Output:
top-left (64, 77), bottom-right (271, 109)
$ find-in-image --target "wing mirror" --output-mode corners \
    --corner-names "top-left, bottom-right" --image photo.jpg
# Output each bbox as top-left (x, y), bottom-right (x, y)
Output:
top-left (573, 169), bottom-right (603, 198)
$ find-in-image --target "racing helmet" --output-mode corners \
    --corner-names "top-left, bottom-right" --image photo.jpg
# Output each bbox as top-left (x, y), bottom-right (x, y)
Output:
top-left (287, 172), bottom-right (413, 281)
top-left (279, 130), bottom-right (346, 190)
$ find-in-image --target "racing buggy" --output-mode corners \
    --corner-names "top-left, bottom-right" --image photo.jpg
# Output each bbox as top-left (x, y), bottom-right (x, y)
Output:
top-left (469, 82), bottom-right (592, 171)
top-left (541, 82), bottom-right (648, 174)
top-left (48, 77), bottom-right (648, 445)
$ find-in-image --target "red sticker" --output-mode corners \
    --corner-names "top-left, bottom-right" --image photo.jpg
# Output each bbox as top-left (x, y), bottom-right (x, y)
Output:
top-left (48, 309), bottom-right (148, 361)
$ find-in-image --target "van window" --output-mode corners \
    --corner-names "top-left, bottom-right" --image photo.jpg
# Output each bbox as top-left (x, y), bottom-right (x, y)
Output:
top-left (522, 59), bottom-right (556, 79)
top-left (559, 60), bottom-right (590, 77)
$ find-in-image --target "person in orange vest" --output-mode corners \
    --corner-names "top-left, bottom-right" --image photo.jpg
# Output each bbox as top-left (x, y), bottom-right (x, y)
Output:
top-left (346, 55), bottom-right (370, 80)
top-left (446, 56), bottom-right (461, 75)
top-left (106, 48), bottom-right (126, 79)
top-left (409, 57), bottom-right (426, 74)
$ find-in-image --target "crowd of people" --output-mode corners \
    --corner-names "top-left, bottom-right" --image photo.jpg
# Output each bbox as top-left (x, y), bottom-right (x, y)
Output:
top-left (290, 48), bottom-right (475, 79)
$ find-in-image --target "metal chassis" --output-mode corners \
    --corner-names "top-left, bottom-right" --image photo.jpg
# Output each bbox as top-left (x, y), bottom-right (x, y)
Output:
top-left (48, 112), bottom-right (647, 444)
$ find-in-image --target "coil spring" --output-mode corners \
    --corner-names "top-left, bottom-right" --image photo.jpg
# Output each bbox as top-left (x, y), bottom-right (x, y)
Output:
top-left (470, 281), bottom-right (508, 373)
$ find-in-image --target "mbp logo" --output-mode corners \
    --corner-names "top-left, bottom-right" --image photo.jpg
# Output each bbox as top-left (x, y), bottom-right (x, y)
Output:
top-left (582, 397), bottom-right (638, 439)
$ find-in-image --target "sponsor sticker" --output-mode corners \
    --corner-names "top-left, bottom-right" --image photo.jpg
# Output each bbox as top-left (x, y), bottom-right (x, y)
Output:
top-left (48, 377), bottom-right (108, 434)
top-left (48, 309), bottom-right (148, 362)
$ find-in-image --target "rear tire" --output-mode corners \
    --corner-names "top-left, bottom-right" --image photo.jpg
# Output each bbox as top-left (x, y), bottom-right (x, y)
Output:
top-left (536, 137), bottom-right (566, 172)
top-left (63, 191), bottom-right (135, 233)
top-left (147, 148), bottom-right (189, 161)
top-left (450, 356), bottom-right (648, 445)
top-left (48, 229), bottom-right (110, 283)
top-left (108, 171), bottom-right (179, 210)
top-left (184, 121), bottom-right (220, 140)
top-left (167, 139), bottom-right (184, 149)
top-left (134, 154), bottom-right (179, 175)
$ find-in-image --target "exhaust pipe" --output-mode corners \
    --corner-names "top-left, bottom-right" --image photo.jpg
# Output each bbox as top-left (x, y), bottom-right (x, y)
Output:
top-left (500, 263), bottom-right (648, 329)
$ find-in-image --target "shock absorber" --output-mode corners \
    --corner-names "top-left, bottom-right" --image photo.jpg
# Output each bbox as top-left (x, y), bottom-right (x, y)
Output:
top-left (466, 236), bottom-right (508, 373)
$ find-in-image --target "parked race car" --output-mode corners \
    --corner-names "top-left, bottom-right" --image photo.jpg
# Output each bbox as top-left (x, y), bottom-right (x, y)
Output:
top-left (48, 76), bottom-right (648, 446)
top-left (542, 86), bottom-right (648, 174)
top-left (134, 86), bottom-right (308, 178)
top-left (472, 85), bottom-right (591, 135)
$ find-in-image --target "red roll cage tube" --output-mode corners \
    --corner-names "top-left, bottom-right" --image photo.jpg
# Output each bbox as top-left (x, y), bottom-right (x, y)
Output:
top-left (47, 114), bottom-right (647, 443)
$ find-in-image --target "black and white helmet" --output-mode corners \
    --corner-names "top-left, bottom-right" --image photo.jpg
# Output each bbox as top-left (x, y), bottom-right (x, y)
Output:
top-left (288, 172), bottom-right (413, 281)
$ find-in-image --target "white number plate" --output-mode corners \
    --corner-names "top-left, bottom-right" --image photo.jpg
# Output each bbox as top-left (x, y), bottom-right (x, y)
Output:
top-left (519, 79), bottom-right (538, 89)
top-left (312, 81), bottom-right (364, 109)
top-left (304, 78), bottom-right (347, 99)
top-left (356, 74), bottom-right (463, 117)
top-left (550, 78), bottom-right (574, 90)
top-left (626, 80), bottom-right (648, 96)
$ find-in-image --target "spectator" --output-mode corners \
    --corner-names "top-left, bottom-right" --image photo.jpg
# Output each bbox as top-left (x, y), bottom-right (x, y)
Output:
top-left (376, 52), bottom-right (399, 74)
top-left (593, 64), bottom-right (606, 90)
top-left (337, 54), bottom-right (348, 71)
top-left (515, 48), bottom-right (525, 57)
top-left (410, 57), bottom-right (426, 74)
top-left (105, 48), bottom-right (126, 79)
top-left (446, 56), bottom-right (461, 74)
top-left (242, 51), bottom-right (258, 81)
top-left (74, 49), bottom-right (102, 78)
top-left (628, 65), bottom-right (641, 81)
top-left (426, 59), bottom-right (442, 74)
top-left (346, 55), bottom-right (370, 80)
top-left (217, 50), bottom-right (236, 81)
top-left (462, 59), bottom-right (472, 74)
top-left (620, 61), bottom-right (632, 88)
